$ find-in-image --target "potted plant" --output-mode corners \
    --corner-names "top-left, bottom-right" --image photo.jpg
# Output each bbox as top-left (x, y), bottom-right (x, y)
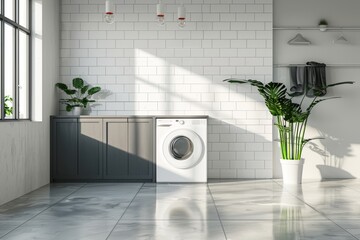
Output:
top-left (318, 19), bottom-right (328, 32)
top-left (224, 79), bottom-right (353, 184)
top-left (55, 77), bottom-right (101, 115)
top-left (4, 96), bottom-right (13, 116)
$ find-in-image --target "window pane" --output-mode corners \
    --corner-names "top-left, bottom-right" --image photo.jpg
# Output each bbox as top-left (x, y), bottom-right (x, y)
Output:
top-left (19, 0), bottom-right (29, 28)
top-left (19, 31), bottom-right (29, 119)
top-left (4, 0), bottom-right (15, 21)
top-left (4, 23), bottom-right (15, 119)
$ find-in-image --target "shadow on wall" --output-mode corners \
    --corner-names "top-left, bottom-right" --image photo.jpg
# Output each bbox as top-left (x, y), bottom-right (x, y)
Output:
top-left (307, 142), bottom-right (355, 178)
top-left (308, 79), bottom-right (359, 179)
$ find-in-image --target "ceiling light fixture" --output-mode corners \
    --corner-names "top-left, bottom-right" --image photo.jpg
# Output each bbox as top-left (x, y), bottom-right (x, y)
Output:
top-left (156, 0), bottom-right (165, 26)
top-left (104, 0), bottom-right (115, 24)
top-left (177, 4), bottom-right (186, 28)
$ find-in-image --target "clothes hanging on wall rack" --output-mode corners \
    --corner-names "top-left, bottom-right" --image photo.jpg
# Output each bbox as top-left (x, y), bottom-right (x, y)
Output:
top-left (289, 65), bottom-right (305, 96)
top-left (288, 62), bottom-right (327, 97)
top-left (306, 62), bottom-right (327, 97)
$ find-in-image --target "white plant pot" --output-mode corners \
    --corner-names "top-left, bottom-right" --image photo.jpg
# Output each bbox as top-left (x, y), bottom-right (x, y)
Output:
top-left (280, 159), bottom-right (304, 185)
top-left (319, 24), bottom-right (328, 32)
top-left (67, 106), bottom-right (82, 116)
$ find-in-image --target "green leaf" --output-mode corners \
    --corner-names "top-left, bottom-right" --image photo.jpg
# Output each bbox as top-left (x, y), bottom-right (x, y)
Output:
top-left (67, 98), bottom-right (81, 103)
top-left (65, 105), bottom-right (73, 112)
top-left (73, 78), bottom-right (84, 89)
top-left (81, 98), bottom-right (90, 108)
top-left (64, 89), bottom-right (77, 95)
top-left (55, 83), bottom-right (68, 91)
top-left (4, 95), bottom-right (13, 102)
top-left (326, 81), bottom-right (354, 88)
top-left (224, 78), bottom-right (265, 88)
top-left (306, 97), bottom-right (340, 112)
top-left (87, 86), bottom-right (101, 95)
top-left (81, 85), bottom-right (89, 95)
top-left (223, 78), bottom-right (248, 83)
top-left (302, 137), bottom-right (325, 146)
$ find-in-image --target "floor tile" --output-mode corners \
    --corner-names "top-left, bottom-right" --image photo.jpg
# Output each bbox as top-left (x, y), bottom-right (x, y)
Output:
top-left (35, 196), bottom-right (131, 220)
top-left (0, 219), bottom-right (117, 240)
top-left (222, 220), bottom-right (357, 240)
top-left (122, 184), bottom-right (219, 220)
top-left (2, 180), bottom-right (360, 240)
top-left (122, 198), bottom-right (219, 220)
top-left (23, 183), bottom-right (85, 199)
top-left (0, 198), bottom-right (53, 222)
top-left (0, 222), bottom-right (20, 238)
top-left (68, 183), bottom-right (142, 199)
top-left (107, 220), bottom-right (226, 240)
top-left (334, 220), bottom-right (360, 239)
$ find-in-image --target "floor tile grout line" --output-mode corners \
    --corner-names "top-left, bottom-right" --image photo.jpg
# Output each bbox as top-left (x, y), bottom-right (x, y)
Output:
top-left (105, 183), bottom-right (145, 240)
top-left (0, 183), bottom-right (88, 239)
top-left (342, 183), bottom-right (360, 195)
top-left (273, 180), bottom-right (359, 240)
top-left (207, 183), bottom-right (228, 240)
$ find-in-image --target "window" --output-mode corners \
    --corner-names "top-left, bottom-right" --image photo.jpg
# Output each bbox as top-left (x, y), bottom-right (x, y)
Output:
top-left (0, 0), bottom-right (30, 120)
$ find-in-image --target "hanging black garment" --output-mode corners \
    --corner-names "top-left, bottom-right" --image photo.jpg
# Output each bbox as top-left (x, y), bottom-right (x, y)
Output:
top-left (306, 61), bottom-right (327, 97)
top-left (289, 66), bottom-right (306, 96)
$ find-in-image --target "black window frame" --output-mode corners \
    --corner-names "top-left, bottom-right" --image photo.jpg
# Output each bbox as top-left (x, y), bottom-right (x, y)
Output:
top-left (0, 0), bottom-right (31, 121)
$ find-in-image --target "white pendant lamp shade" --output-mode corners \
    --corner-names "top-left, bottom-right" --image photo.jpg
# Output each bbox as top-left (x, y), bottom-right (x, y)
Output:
top-left (156, 0), bottom-right (165, 25)
top-left (177, 5), bottom-right (186, 28)
top-left (104, 0), bottom-right (115, 24)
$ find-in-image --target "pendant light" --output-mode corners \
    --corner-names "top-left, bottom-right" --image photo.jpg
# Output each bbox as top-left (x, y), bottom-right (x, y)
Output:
top-left (104, 0), bottom-right (115, 24)
top-left (177, 4), bottom-right (186, 28)
top-left (156, 0), bottom-right (165, 26)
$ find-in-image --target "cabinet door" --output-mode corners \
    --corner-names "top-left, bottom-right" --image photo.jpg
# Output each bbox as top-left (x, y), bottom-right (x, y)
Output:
top-left (128, 118), bottom-right (154, 180)
top-left (103, 119), bottom-right (128, 179)
top-left (78, 118), bottom-right (103, 179)
top-left (51, 118), bottom-right (78, 180)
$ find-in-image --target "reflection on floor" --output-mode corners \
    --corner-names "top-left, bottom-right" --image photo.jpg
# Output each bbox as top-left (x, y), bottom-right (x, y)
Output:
top-left (1, 180), bottom-right (360, 240)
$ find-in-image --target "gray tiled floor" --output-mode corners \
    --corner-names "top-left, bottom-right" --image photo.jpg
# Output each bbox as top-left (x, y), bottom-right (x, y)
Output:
top-left (1, 180), bottom-right (360, 239)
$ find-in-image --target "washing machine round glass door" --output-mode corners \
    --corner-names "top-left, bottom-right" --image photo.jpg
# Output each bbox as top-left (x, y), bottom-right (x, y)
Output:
top-left (163, 129), bottom-right (204, 169)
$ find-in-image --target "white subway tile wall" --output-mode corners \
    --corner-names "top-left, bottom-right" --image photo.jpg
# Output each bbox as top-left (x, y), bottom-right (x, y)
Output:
top-left (60, 0), bottom-right (273, 179)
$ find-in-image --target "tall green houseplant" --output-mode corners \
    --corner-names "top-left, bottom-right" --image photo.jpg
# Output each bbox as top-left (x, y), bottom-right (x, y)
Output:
top-left (56, 77), bottom-right (101, 112)
top-left (224, 79), bottom-right (353, 160)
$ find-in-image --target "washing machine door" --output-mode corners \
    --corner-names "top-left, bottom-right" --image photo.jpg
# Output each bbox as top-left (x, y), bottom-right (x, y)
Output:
top-left (163, 129), bottom-right (204, 169)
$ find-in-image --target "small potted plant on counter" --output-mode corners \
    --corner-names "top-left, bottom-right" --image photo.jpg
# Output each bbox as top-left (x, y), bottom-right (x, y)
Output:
top-left (318, 19), bottom-right (328, 32)
top-left (55, 77), bottom-right (101, 115)
top-left (224, 79), bottom-right (353, 184)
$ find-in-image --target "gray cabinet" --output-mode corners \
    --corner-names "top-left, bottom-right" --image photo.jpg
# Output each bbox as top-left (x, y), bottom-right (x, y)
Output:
top-left (78, 119), bottom-right (103, 179)
top-left (103, 118), bottom-right (153, 180)
top-left (128, 118), bottom-right (153, 179)
top-left (51, 118), bottom-right (78, 180)
top-left (103, 118), bottom-right (128, 179)
top-left (51, 116), bottom-right (154, 182)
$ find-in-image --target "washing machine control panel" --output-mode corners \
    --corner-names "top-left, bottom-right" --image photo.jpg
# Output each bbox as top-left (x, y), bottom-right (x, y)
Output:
top-left (157, 119), bottom-right (187, 127)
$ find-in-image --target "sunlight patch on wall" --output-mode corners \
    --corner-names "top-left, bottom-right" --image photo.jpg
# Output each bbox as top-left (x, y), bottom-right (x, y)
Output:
top-left (31, 0), bottom-right (43, 122)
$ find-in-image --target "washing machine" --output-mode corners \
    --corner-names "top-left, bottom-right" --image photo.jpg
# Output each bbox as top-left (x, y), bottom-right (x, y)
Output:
top-left (156, 117), bottom-right (207, 183)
